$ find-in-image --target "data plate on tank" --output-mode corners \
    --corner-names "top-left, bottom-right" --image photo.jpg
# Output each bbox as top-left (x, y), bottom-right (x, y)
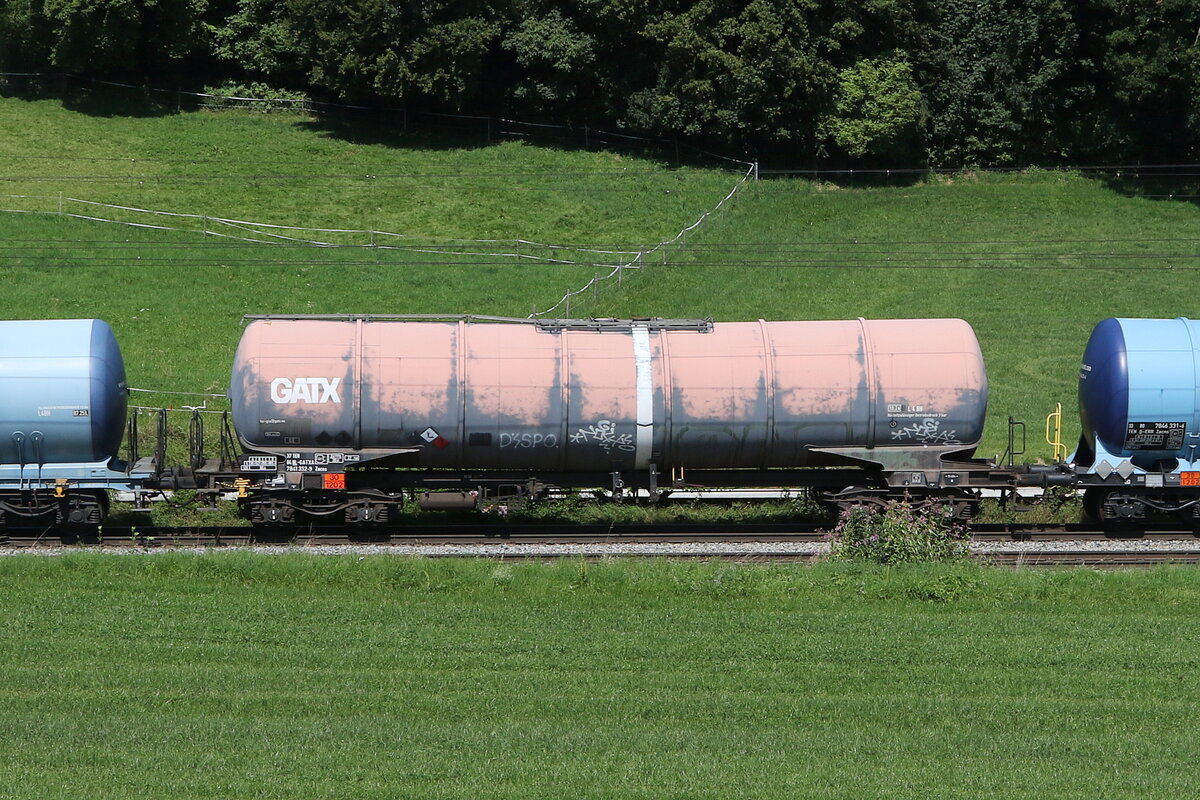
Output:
top-left (1124, 422), bottom-right (1187, 450)
top-left (238, 454), bottom-right (279, 472)
top-left (283, 451), bottom-right (362, 473)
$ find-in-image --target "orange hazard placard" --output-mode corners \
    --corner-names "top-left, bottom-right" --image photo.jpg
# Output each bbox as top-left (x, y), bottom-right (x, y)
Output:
top-left (1181, 472), bottom-right (1200, 487)
top-left (323, 473), bottom-right (347, 490)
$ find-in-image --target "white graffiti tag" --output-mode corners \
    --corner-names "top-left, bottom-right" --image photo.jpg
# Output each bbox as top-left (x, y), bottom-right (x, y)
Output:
top-left (499, 432), bottom-right (558, 449)
top-left (570, 419), bottom-right (635, 453)
top-left (890, 418), bottom-right (960, 444)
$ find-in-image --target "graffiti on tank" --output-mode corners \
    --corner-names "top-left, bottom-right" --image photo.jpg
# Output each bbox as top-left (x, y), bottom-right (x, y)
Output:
top-left (570, 420), bottom-right (635, 453)
top-left (499, 432), bottom-right (559, 449)
top-left (890, 418), bottom-right (960, 444)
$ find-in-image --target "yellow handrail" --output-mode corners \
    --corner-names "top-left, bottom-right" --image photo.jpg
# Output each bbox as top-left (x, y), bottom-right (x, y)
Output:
top-left (1045, 402), bottom-right (1066, 462)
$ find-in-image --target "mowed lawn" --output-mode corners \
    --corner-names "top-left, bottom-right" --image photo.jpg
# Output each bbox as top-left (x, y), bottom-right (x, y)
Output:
top-left (1, 555), bottom-right (1198, 799)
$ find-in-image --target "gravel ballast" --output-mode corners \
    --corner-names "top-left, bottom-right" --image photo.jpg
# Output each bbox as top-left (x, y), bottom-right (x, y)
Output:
top-left (2, 538), bottom-right (1200, 558)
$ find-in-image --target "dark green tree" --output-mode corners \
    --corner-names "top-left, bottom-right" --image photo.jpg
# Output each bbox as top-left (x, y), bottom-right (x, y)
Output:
top-left (206, 0), bottom-right (304, 80)
top-left (502, 8), bottom-right (596, 114)
top-left (819, 56), bottom-right (924, 159)
top-left (283, 0), bottom-right (502, 107)
top-left (922, 0), bottom-right (1080, 166)
top-left (1077, 0), bottom-right (1200, 161)
top-left (40, 0), bottom-right (207, 77)
top-left (0, 0), bottom-right (50, 71)
top-left (624, 0), bottom-right (833, 142)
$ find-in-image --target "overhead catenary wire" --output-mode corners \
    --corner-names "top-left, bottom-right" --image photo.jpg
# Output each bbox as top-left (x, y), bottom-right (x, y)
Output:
top-left (0, 197), bottom-right (650, 268)
top-left (0, 257), bottom-right (1195, 270)
top-left (1, 158), bottom-right (737, 178)
top-left (6, 236), bottom-right (1200, 249)
top-left (5, 79), bottom-right (1198, 285)
top-left (2, 196), bottom-right (1197, 271)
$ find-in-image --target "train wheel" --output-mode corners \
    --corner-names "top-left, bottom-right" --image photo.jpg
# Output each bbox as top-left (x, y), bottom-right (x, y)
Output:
top-left (948, 499), bottom-right (981, 522)
top-left (1082, 489), bottom-right (1147, 537)
top-left (1081, 488), bottom-right (1110, 525)
top-left (893, 491), bottom-right (979, 522)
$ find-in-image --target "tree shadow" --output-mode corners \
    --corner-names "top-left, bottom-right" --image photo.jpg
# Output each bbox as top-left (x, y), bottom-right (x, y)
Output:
top-left (61, 87), bottom-right (181, 119)
top-left (1090, 168), bottom-right (1200, 211)
top-left (5, 73), bottom-right (751, 172)
top-left (293, 112), bottom-right (494, 153)
top-left (293, 108), bottom-right (740, 172)
top-left (759, 167), bottom-right (928, 188)
top-left (1, 77), bottom-right (180, 118)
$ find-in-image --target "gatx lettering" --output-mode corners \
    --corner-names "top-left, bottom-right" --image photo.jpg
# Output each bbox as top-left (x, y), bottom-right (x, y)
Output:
top-left (270, 377), bottom-right (343, 404)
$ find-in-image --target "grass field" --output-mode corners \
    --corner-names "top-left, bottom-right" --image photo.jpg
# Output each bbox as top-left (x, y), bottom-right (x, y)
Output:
top-left (1, 555), bottom-right (1198, 799)
top-left (3, 93), bottom-right (1200, 458)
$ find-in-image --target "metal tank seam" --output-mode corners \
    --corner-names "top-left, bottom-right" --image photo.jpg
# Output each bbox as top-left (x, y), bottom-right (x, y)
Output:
top-left (660, 329), bottom-right (675, 469)
top-left (1180, 316), bottom-right (1200, 464)
top-left (559, 329), bottom-right (570, 472)
top-left (457, 319), bottom-right (467, 465)
top-left (632, 324), bottom-right (653, 470)
top-left (353, 318), bottom-right (364, 449)
top-left (758, 319), bottom-right (776, 469)
top-left (858, 318), bottom-right (877, 450)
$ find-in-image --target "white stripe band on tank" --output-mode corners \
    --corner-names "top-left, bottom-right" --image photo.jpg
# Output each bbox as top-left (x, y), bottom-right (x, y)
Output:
top-left (632, 325), bottom-right (653, 470)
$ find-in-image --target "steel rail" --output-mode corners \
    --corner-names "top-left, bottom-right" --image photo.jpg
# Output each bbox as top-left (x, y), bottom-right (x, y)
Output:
top-left (0, 521), bottom-right (1198, 549)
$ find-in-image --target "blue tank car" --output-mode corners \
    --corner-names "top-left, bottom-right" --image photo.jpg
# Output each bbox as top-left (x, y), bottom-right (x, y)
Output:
top-left (1077, 317), bottom-right (1200, 469)
top-left (1075, 317), bottom-right (1200, 521)
top-left (0, 319), bottom-right (142, 525)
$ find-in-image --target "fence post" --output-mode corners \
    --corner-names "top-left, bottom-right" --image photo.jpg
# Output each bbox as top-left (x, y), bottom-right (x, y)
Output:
top-left (58, 192), bottom-right (63, 216)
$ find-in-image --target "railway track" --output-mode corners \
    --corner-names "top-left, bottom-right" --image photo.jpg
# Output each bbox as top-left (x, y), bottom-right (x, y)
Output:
top-left (2, 523), bottom-right (1200, 569)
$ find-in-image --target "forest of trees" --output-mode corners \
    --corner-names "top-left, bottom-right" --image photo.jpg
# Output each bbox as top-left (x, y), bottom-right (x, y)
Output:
top-left (2, 0), bottom-right (1198, 166)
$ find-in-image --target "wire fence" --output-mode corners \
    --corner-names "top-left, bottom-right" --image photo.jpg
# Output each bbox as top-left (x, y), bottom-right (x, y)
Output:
top-left (0, 193), bottom-right (648, 266)
top-left (0, 71), bottom-right (760, 322)
top-left (0, 168), bottom-right (759, 315)
top-left (529, 161), bottom-right (757, 317)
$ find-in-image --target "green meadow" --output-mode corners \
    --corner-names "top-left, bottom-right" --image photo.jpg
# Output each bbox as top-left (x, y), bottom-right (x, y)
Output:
top-left (3, 93), bottom-right (1200, 456)
top-left (1, 555), bottom-right (1198, 799)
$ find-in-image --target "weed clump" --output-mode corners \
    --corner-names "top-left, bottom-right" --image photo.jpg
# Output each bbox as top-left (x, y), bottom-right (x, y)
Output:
top-left (201, 82), bottom-right (311, 111)
top-left (827, 501), bottom-right (969, 564)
